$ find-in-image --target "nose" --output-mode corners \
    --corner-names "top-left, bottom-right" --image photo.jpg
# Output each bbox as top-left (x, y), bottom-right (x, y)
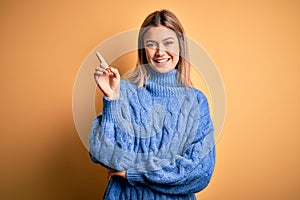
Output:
top-left (155, 43), bottom-right (166, 56)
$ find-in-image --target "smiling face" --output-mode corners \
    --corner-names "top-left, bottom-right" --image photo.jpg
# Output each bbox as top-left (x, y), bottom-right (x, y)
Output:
top-left (143, 25), bottom-right (180, 73)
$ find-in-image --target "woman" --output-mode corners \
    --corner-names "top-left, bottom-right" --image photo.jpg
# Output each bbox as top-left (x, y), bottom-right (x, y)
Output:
top-left (89, 9), bottom-right (215, 200)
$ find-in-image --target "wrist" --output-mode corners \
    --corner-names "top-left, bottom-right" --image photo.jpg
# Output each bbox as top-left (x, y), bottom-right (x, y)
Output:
top-left (106, 94), bottom-right (119, 100)
top-left (106, 91), bottom-right (120, 100)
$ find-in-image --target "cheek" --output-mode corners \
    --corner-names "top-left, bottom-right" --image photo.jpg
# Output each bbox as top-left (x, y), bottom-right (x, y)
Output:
top-left (169, 50), bottom-right (180, 65)
top-left (168, 50), bottom-right (180, 61)
top-left (145, 49), bottom-right (155, 60)
top-left (168, 45), bottom-right (180, 57)
top-left (173, 55), bottom-right (180, 66)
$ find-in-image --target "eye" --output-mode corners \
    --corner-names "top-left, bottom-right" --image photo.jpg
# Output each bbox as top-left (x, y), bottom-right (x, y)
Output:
top-left (146, 42), bottom-right (157, 49)
top-left (164, 40), bottom-right (174, 46)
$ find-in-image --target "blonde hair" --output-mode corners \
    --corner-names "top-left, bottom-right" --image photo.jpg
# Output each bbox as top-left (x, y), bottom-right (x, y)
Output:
top-left (123, 9), bottom-right (193, 88)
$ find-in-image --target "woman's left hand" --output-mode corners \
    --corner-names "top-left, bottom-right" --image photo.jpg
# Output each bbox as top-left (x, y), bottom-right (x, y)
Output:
top-left (107, 170), bottom-right (127, 180)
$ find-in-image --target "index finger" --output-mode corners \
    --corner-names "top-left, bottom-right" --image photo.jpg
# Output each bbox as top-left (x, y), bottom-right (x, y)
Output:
top-left (95, 51), bottom-right (109, 69)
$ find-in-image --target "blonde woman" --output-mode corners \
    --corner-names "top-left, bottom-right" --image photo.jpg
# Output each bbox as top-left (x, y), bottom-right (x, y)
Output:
top-left (90, 9), bottom-right (215, 200)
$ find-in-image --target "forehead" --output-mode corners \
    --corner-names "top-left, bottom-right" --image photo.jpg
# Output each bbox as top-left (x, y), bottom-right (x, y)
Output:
top-left (144, 26), bottom-right (177, 41)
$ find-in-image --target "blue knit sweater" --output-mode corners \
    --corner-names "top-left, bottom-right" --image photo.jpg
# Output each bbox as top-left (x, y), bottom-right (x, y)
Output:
top-left (89, 69), bottom-right (215, 200)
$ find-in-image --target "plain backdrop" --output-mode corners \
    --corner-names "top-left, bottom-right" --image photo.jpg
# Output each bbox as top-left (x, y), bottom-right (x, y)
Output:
top-left (0, 0), bottom-right (299, 199)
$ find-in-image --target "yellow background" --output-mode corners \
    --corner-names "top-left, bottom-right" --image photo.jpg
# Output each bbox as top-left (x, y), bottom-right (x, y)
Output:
top-left (1, 0), bottom-right (299, 199)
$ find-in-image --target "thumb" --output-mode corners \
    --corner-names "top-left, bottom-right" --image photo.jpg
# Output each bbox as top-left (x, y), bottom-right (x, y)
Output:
top-left (109, 67), bottom-right (120, 79)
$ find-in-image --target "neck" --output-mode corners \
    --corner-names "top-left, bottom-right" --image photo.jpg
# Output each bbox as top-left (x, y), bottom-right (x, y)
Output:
top-left (147, 68), bottom-right (178, 87)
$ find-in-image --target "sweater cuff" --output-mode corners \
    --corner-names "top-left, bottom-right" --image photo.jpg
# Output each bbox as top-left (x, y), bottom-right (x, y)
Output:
top-left (126, 169), bottom-right (144, 186)
top-left (102, 96), bottom-right (120, 122)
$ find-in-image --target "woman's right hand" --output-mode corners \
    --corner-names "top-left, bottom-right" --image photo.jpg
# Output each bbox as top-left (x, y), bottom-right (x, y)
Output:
top-left (94, 52), bottom-right (120, 99)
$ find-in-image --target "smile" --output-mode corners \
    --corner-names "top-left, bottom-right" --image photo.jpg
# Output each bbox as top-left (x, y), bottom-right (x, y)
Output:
top-left (154, 58), bottom-right (171, 63)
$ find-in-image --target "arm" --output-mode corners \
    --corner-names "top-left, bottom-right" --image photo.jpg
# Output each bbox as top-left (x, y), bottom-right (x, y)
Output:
top-left (89, 82), bottom-right (136, 171)
top-left (89, 52), bottom-right (128, 170)
top-left (126, 91), bottom-right (216, 195)
top-left (88, 97), bottom-right (128, 171)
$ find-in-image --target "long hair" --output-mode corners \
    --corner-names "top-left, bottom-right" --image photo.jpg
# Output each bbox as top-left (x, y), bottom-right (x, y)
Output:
top-left (123, 9), bottom-right (193, 88)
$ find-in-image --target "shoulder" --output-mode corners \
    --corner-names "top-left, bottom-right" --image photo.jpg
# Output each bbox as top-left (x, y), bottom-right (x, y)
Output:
top-left (189, 87), bottom-right (209, 104)
top-left (188, 88), bottom-right (211, 117)
top-left (120, 80), bottom-right (137, 89)
top-left (119, 80), bottom-right (138, 97)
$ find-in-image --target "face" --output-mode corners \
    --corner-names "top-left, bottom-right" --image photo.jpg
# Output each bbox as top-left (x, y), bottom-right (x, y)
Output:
top-left (143, 25), bottom-right (180, 73)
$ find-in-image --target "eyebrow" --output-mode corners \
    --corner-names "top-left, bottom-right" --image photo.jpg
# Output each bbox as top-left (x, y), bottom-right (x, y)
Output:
top-left (145, 37), bottom-right (175, 43)
top-left (162, 37), bottom-right (175, 41)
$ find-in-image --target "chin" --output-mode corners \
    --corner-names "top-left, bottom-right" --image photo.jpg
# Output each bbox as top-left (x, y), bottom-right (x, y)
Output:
top-left (152, 66), bottom-right (174, 73)
top-left (150, 62), bottom-right (176, 73)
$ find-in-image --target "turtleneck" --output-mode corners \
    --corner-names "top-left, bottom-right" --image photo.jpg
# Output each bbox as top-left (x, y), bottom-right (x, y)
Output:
top-left (145, 68), bottom-right (187, 97)
top-left (147, 68), bottom-right (178, 87)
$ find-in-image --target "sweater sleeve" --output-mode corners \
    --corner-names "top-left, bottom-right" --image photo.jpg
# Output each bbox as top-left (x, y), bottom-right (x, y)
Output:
top-left (88, 97), bottom-right (122, 170)
top-left (89, 81), bottom-right (136, 171)
top-left (89, 89), bottom-right (131, 171)
top-left (126, 91), bottom-right (216, 195)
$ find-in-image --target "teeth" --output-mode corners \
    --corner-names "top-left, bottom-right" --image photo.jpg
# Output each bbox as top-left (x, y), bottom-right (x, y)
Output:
top-left (156, 58), bottom-right (169, 63)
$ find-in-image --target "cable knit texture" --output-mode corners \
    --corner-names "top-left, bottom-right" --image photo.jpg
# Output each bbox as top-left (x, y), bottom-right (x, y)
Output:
top-left (89, 69), bottom-right (215, 200)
